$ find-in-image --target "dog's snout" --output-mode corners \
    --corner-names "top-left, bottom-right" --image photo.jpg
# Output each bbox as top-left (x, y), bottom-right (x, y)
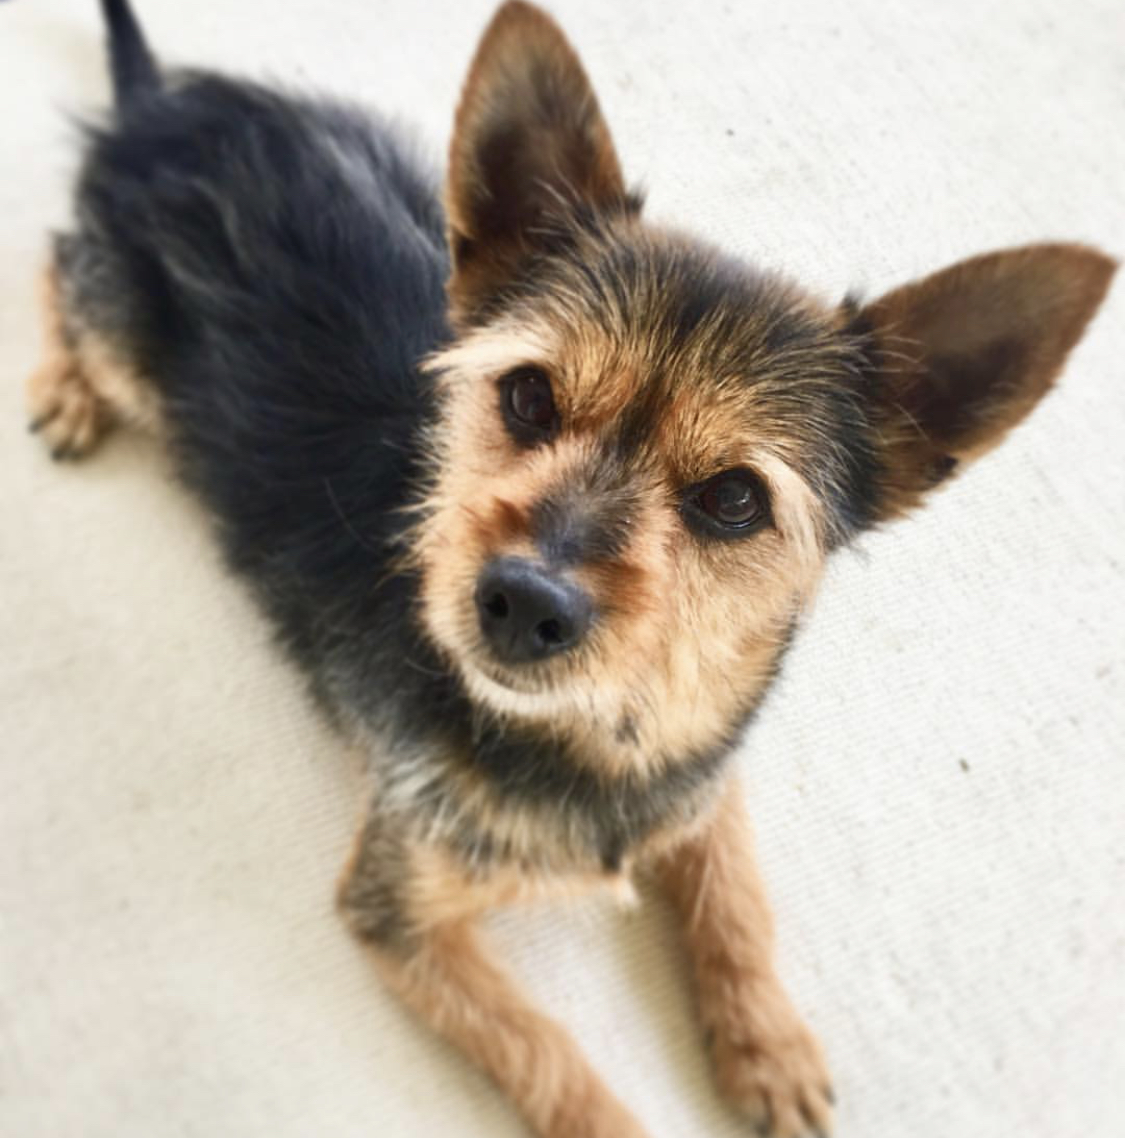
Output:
top-left (475, 557), bottom-right (592, 664)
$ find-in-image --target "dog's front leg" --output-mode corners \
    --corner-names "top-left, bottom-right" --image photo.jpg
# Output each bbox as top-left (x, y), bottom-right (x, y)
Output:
top-left (338, 809), bottom-right (649, 1138)
top-left (655, 777), bottom-right (833, 1138)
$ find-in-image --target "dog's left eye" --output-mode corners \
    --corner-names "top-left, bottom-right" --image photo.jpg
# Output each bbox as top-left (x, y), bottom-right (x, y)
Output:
top-left (500, 367), bottom-right (558, 444)
top-left (682, 468), bottom-right (771, 538)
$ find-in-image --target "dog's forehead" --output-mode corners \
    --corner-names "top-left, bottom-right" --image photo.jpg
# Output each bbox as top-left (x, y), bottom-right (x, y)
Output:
top-left (534, 225), bottom-right (877, 540)
top-left (436, 222), bottom-right (880, 541)
top-left (534, 231), bottom-right (863, 473)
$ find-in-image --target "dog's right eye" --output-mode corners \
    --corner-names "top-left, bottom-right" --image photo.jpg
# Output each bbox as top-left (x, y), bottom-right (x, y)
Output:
top-left (681, 468), bottom-right (772, 540)
top-left (500, 367), bottom-right (558, 445)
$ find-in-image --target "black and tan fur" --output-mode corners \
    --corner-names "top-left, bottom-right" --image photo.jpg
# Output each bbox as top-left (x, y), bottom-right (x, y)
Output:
top-left (28, 2), bottom-right (1115, 1136)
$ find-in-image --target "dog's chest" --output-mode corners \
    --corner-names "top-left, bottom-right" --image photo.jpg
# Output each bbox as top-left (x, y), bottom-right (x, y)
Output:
top-left (370, 719), bottom-right (730, 876)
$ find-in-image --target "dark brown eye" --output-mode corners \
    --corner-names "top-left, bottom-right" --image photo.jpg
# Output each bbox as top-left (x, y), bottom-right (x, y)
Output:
top-left (684, 468), bottom-right (771, 538)
top-left (700, 473), bottom-right (762, 525)
top-left (501, 367), bottom-right (558, 444)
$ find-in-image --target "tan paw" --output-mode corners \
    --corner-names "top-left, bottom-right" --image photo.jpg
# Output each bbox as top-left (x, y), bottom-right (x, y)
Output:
top-left (544, 1080), bottom-right (650, 1138)
top-left (711, 1006), bottom-right (833, 1137)
top-left (28, 360), bottom-right (109, 459)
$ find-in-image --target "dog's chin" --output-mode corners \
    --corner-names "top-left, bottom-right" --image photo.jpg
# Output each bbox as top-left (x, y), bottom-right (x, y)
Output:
top-left (457, 658), bottom-right (577, 720)
top-left (426, 615), bottom-right (624, 723)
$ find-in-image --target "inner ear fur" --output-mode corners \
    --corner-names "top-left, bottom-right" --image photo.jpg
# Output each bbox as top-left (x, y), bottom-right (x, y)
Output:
top-left (445, 0), bottom-right (633, 325)
top-left (857, 242), bottom-right (1116, 520)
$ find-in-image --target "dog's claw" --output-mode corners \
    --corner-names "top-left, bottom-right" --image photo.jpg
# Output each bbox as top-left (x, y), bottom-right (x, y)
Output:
top-left (28, 409), bottom-right (59, 433)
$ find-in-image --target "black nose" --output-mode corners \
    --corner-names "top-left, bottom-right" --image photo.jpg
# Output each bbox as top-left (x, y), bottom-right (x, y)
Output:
top-left (475, 557), bottom-right (593, 665)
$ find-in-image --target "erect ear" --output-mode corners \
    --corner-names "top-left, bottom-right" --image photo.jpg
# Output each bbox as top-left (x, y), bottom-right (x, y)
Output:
top-left (856, 243), bottom-right (1115, 521)
top-left (445, 1), bottom-right (634, 326)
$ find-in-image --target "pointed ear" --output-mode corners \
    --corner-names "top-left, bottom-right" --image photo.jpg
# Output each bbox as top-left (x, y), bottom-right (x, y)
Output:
top-left (445, 1), bottom-right (634, 325)
top-left (856, 243), bottom-right (1115, 521)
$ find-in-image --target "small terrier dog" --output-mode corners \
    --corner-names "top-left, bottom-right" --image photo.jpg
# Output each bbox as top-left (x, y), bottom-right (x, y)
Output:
top-left (29, 2), bottom-right (1114, 1135)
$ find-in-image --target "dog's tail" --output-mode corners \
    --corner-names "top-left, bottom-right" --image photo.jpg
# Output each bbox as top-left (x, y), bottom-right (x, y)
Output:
top-left (99, 0), bottom-right (160, 107)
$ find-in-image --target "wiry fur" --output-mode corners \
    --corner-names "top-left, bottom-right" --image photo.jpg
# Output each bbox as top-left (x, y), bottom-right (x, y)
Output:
top-left (28, 3), bottom-right (1115, 1137)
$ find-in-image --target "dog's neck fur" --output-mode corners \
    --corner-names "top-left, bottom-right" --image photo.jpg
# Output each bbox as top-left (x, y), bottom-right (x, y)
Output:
top-left (345, 591), bottom-right (795, 876)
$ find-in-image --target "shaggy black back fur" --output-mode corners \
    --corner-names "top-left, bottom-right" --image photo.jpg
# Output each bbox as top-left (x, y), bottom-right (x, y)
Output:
top-left (63, 11), bottom-right (737, 869)
top-left (72, 55), bottom-right (463, 711)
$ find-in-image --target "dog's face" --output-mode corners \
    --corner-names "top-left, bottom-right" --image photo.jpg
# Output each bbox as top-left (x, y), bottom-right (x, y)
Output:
top-left (417, 226), bottom-right (867, 764)
top-left (414, 1), bottom-right (1114, 767)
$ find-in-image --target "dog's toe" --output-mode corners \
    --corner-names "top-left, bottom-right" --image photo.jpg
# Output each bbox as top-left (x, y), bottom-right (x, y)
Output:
top-left (27, 362), bottom-right (108, 460)
top-left (712, 1015), bottom-right (833, 1138)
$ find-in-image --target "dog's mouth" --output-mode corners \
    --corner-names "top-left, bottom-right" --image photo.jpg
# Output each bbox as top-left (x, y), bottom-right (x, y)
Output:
top-left (464, 654), bottom-right (555, 697)
top-left (456, 655), bottom-right (581, 721)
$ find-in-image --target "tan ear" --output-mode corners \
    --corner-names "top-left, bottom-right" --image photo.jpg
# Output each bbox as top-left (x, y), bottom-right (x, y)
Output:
top-left (445, 1), bottom-right (634, 325)
top-left (857, 243), bottom-right (1116, 520)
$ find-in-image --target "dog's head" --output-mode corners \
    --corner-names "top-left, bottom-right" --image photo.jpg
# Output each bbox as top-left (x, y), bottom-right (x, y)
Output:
top-left (414, 1), bottom-right (1114, 767)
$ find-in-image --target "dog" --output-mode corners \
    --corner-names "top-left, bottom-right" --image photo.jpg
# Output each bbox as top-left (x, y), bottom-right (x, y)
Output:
top-left (27, 2), bottom-right (1115, 1135)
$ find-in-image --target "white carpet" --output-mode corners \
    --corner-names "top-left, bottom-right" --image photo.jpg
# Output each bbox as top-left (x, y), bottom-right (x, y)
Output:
top-left (2, 2), bottom-right (1123, 1136)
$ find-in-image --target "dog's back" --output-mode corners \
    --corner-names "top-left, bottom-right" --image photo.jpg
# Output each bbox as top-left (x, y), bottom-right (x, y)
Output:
top-left (55, 40), bottom-right (454, 692)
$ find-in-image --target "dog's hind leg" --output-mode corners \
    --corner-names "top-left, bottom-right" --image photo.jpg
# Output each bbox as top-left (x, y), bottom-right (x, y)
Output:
top-left (27, 241), bottom-right (161, 460)
top-left (27, 255), bottom-right (106, 459)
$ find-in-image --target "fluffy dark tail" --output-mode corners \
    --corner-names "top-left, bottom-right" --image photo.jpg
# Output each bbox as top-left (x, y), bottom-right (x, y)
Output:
top-left (100, 0), bottom-right (160, 106)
